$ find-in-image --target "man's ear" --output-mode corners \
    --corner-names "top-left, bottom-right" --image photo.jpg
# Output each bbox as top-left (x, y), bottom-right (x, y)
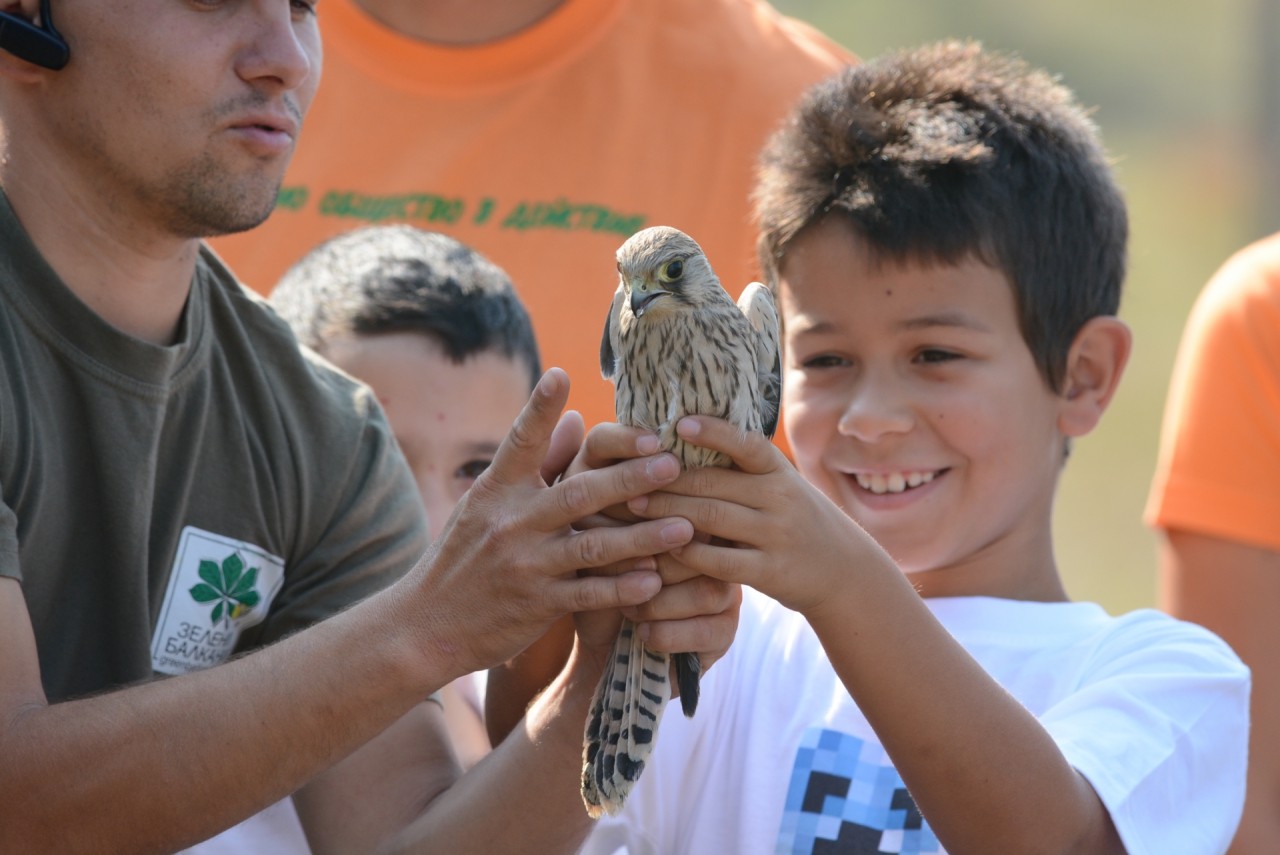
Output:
top-left (0, 0), bottom-right (52, 83)
top-left (1057, 316), bottom-right (1132, 438)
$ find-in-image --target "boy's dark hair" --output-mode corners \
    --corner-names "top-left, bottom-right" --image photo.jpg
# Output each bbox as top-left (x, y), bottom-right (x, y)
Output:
top-left (755, 41), bottom-right (1127, 391)
top-left (272, 226), bottom-right (541, 388)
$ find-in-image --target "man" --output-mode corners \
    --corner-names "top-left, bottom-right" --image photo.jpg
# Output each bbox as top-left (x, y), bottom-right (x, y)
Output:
top-left (0, 1), bottom-right (734, 852)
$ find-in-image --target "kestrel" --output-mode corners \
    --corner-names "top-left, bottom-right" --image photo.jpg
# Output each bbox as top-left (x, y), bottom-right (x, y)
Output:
top-left (582, 226), bottom-right (781, 817)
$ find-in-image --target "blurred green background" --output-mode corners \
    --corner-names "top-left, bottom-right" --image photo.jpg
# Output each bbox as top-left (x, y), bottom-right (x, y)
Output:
top-left (772, 0), bottom-right (1280, 614)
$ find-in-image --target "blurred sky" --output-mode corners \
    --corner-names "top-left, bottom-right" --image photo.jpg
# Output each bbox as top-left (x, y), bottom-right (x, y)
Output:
top-left (772, 0), bottom-right (1278, 613)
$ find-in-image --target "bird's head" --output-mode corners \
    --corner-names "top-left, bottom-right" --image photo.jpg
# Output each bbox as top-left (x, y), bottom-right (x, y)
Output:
top-left (616, 226), bottom-right (720, 321)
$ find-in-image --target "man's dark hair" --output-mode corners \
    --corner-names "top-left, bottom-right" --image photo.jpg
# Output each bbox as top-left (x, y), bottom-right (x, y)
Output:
top-left (272, 226), bottom-right (541, 388)
top-left (755, 41), bottom-right (1127, 391)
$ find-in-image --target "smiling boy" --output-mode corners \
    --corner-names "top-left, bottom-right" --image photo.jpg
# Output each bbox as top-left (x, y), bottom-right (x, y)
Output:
top-left (582, 42), bottom-right (1249, 855)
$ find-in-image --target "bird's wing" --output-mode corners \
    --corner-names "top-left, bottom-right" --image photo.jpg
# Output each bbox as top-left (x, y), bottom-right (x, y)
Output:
top-left (600, 283), bottom-right (625, 380)
top-left (737, 282), bottom-right (782, 439)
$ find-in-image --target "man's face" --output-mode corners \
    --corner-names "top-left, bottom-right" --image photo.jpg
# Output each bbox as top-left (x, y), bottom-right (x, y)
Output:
top-left (22, 0), bottom-right (321, 237)
top-left (779, 216), bottom-right (1067, 577)
top-left (323, 332), bottom-right (532, 542)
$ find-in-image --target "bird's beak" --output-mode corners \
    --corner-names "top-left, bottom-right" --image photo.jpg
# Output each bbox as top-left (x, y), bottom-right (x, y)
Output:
top-left (630, 279), bottom-right (670, 318)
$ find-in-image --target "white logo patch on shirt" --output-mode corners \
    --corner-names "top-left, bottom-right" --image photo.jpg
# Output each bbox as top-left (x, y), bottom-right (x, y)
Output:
top-left (151, 526), bottom-right (285, 676)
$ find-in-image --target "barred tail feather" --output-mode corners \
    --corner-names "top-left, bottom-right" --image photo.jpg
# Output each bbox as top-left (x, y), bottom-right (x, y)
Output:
top-left (672, 651), bottom-right (702, 717)
top-left (580, 618), bottom-right (671, 816)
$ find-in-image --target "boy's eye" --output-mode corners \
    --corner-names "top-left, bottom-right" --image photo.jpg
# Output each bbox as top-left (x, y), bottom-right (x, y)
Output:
top-left (291, 0), bottom-right (317, 16)
top-left (455, 459), bottom-right (492, 480)
top-left (801, 354), bottom-right (849, 369)
top-left (915, 348), bottom-right (962, 365)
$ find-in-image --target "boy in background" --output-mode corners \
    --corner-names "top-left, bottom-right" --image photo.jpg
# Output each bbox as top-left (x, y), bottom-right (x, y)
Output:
top-left (272, 225), bottom-right (544, 770)
top-left (583, 43), bottom-right (1249, 855)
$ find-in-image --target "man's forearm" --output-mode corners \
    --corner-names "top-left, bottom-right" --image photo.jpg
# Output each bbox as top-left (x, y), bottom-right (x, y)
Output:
top-left (0, 587), bottom-right (449, 855)
top-left (388, 642), bottom-right (605, 855)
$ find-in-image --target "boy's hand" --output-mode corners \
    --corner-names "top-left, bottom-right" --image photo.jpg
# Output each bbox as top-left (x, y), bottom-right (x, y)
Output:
top-left (570, 576), bottom-right (742, 683)
top-left (625, 416), bottom-right (892, 617)
top-left (560, 421), bottom-right (744, 679)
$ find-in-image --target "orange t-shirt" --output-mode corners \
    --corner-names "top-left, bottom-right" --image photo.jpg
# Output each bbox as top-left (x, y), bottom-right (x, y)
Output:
top-left (1146, 232), bottom-right (1280, 551)
top-left (210, 0), bottom-right (851, 428)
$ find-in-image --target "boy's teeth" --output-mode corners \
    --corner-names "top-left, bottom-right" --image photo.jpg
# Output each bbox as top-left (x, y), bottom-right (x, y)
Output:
top-left (854, 470), bottom-right (937, 494)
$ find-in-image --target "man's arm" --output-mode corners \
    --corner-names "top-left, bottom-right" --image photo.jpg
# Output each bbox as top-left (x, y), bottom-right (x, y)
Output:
top-left (1161, 528), bottom-right (1279, 854)
top-left (0, 575), bottom-right (439, 854)
top-left (0, 370), bottom-right (694, 855)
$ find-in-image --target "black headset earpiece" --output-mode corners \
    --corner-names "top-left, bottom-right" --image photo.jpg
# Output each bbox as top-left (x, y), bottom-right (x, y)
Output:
top-left (0, 0), bottom-right (69, 70)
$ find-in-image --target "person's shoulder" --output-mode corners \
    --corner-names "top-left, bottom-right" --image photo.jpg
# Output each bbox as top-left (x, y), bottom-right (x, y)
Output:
top-left (636, 0), bottom-right (853, 90)
top-left (195, 244), bottom-right (383, 434)
top-left (1193, 231), bottom-right (1280, 331)
top-left (703, 0), bottom-right (853, 69)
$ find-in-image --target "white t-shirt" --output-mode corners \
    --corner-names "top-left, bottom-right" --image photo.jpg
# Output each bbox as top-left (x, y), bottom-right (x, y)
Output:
top-left (582, 589), bottom-right (1250, 855)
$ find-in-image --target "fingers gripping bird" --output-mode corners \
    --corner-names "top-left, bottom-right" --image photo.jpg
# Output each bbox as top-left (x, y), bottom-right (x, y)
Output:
top-left (582, 226), bottom-right (781, 817)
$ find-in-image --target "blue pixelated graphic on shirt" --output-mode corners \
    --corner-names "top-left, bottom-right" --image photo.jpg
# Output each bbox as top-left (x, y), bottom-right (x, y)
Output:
top-left (776, 728), bottom-right (944, 855)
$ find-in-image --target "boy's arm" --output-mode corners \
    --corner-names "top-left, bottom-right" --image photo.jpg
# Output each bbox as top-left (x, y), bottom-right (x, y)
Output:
top-left (299, 581), bottom-right (739, 855)
top-left (629, 417), bottom-right (1124, 855)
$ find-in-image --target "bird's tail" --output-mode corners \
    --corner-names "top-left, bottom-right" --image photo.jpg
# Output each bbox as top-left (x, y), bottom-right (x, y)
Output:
top-left (672, 651), bottom-right (702, 717)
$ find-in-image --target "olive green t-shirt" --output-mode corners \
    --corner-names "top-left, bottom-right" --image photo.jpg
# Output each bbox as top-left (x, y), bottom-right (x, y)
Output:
top-left (0, 191), bottom-right (429, 703)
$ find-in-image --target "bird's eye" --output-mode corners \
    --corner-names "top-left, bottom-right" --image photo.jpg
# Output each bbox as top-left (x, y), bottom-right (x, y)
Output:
top-left (661, 259), bottom-right (684, 281)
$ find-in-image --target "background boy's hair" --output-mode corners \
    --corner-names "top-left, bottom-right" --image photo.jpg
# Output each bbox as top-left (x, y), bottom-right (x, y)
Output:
top-left (755, 40), bottom-right (1127, 391)
top-left (271, 225), bottom-right (542, 388)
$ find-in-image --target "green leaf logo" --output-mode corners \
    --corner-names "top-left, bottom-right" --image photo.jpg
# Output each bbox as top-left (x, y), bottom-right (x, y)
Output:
top-left (189, 553), bottom-right (262, 627)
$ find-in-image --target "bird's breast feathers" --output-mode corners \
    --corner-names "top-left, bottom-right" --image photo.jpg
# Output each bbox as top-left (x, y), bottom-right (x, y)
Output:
top-left (613, 307), bottom-right (763, 468)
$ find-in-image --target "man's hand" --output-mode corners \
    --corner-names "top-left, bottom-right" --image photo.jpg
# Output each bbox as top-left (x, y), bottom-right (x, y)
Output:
top-left (402, 369), bottom-right (695, 679)
top-left (485, 419), bottom-right (743, 743)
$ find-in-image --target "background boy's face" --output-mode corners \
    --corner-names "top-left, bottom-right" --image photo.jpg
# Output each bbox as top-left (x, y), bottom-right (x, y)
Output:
top-left (324, 333), bottom-right (530, 541)
top-left (778, 216), bottom-right (1067, 578)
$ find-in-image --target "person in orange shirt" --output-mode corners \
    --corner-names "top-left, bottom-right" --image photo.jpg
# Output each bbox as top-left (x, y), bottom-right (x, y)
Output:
top-left (209, 0), bottom-right (852, 432)
top-left (1147, 232), bottom-right (1280, 854)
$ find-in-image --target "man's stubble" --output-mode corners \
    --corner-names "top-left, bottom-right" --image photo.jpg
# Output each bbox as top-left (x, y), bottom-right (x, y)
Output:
top-left (57, 88), bottom-right (296, 241)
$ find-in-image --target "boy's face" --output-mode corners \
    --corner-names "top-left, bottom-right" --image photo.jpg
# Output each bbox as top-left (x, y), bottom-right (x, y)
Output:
top-left (778, 217), bottom-right (1067, 583)
top-left (324, 333), bottom-right (530, 541)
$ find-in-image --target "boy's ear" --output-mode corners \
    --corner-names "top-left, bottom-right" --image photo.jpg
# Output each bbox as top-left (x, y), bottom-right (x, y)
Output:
top-left (1057, 316), bottom-right (1132, 438)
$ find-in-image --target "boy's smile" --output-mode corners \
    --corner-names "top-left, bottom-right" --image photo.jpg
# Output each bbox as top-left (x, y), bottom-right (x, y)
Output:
top-left (778, 216), bottom-right (1073, 598)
